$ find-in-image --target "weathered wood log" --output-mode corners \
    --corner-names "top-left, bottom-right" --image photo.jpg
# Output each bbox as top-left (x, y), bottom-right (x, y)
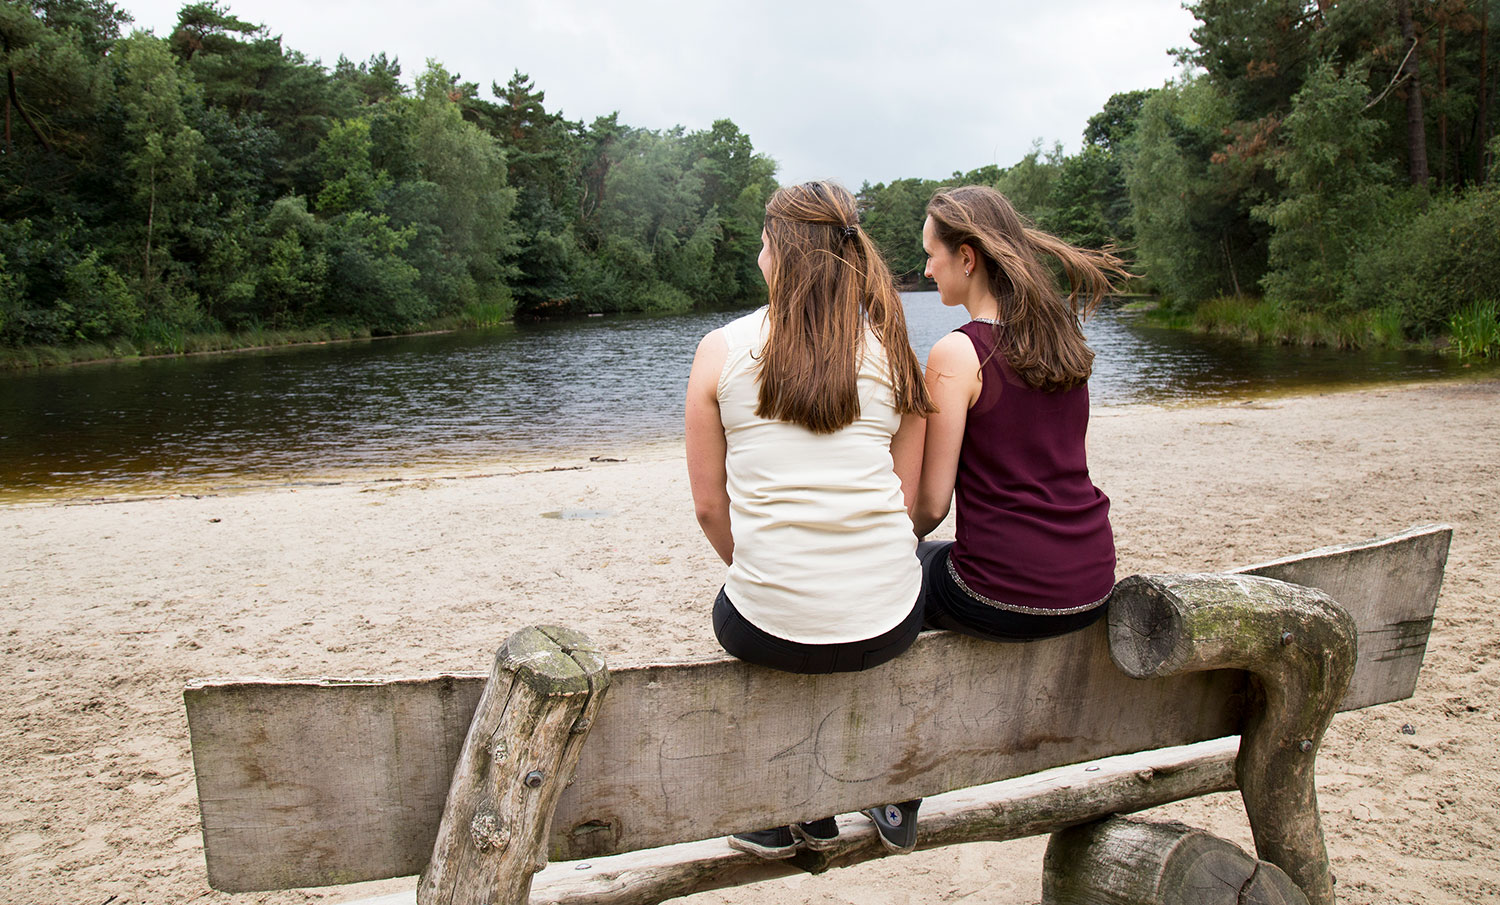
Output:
top-left (417, 626), bottom-right (609, 905)
top-left (1042, 816), bottom-right (1308, 905)
top-left (1107, 574), bottom-right (1356, 905)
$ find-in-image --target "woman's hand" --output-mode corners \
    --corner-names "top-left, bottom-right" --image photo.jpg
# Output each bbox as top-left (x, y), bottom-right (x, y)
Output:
top-left (685, 330), bottom-right (734, 565)
top-left (912, 331), bottom-right (982, 538)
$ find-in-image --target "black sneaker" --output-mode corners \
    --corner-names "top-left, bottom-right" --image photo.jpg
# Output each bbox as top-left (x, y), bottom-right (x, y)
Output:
top-left (790, 816), bottom-right (839, 851)
top-left (727, 825), bottom-right (798, 859)
top-left (864, 799), bottom-right (921, 854)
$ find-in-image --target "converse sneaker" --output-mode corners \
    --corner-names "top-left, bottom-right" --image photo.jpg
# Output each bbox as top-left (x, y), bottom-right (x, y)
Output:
top-left (727, 825), bottom-right (798, 859)
top-left (790, 816), bottom-right (839, 851)
top-left (864, 799), bottom-right (921, 854)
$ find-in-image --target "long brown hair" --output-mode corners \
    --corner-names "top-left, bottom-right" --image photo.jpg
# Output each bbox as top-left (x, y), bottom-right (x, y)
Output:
top-left (926, 186), bottom-right (1132, 392)
top-left (757, 181), bottom-right (933, 433)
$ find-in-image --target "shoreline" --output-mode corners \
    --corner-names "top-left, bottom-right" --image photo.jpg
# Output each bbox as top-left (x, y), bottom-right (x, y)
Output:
top-left (2, 379), bottom-right (1498, 904)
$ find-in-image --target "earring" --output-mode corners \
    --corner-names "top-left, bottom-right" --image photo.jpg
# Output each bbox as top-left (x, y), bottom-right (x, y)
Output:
top-left (964, 268), bottom-right (971, 277)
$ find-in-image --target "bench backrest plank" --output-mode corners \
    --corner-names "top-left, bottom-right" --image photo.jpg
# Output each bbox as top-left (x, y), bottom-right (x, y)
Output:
top-left (1235, 523), bottom-right (1450, 711)
top-left (185, 525), bottom-right (1449, 892)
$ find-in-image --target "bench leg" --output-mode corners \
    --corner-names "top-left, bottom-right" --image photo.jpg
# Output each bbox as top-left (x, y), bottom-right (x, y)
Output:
top-left (1107, 574), bottom-right (1357, 905)
top-left (418, 626), bottom-right (609, 905)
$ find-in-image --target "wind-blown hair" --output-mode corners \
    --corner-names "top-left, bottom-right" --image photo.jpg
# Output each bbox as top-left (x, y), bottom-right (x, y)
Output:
top-left (926, 186), bottom-right (1132, 392)
top-left (757, 181), bottom-right (933, 433)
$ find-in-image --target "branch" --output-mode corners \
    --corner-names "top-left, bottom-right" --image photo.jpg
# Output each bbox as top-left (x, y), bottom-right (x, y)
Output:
top-left (6, 67), bottom-right (53, 153)
top-left (1365, 39), bottom-right (1420, 111)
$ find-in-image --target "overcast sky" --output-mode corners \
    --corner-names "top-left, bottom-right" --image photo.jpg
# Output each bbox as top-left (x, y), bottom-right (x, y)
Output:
top-left (118, 1), bottom-right (1198, 188)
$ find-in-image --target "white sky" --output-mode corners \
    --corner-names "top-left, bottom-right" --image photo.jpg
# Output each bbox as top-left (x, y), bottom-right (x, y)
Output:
top-left (118, 0), bottom-right (1197, 188)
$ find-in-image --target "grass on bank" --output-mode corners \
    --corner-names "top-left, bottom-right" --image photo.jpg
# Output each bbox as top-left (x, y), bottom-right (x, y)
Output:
top-left (1448, 300), bottom-right (1500, 360)
top-left (1146, 296), bottom-right (1418, 351)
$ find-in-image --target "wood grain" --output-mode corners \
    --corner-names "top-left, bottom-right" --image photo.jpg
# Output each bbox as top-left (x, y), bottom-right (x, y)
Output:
top-left (1043, 815), bottom-right (1308, 905)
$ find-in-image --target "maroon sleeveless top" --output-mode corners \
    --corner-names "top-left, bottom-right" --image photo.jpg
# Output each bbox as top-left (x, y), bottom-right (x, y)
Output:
top-left (949, 321), bottom-right (1115, 611)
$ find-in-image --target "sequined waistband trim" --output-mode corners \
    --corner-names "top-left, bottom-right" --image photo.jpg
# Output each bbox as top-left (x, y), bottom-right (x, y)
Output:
top-left (946, 554), bottom-right (1109, 616)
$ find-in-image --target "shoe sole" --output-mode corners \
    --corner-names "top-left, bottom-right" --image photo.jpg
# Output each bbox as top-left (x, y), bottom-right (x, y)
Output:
top-left (726, 835), bottom-right (799, 859)
top-left (789, 824), bottom-right (839, 851)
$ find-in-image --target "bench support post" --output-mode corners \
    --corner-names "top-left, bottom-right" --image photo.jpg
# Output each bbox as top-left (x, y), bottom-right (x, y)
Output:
top-left (1107, 574), bottom-right (1357, 905)
top-left (417, 626), bottom-right (609, 905)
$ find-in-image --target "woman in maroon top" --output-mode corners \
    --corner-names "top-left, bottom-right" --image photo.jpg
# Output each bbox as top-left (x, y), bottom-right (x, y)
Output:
top-left (865, 185), bottom-right (1131, 855)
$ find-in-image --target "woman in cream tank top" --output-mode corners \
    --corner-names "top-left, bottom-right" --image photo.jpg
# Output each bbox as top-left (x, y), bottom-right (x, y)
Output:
top-left (684, 180), bottom-right (932, 859)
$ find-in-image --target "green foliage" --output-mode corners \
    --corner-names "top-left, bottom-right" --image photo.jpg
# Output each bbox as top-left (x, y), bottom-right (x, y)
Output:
top-left (1447, 301), bottom-right (1500, 359)
top-left (316, 117), bottom-right (390, 214)
top-left (114, 30), bottom-right (205, 323)
top-left (857, 177), bottom-right (939, 281)
top-left (253, 195), bottom-right (328, 327)
top-left (1180, 0), bottom-right (1323, 121)
top-left (1344, 178), bottom-right (1500, 333)
top-left (1127, 76), bottom-right (1267, 305)
top-left (1084, 89), bottom-right (1154, 153)
top-left (1047, 145), bottom-right (1115, 250)
top-left (1256, 60), bottom-right (1394, 311)
top-left (320, 210), bottom-right (421, 328)
top-left (0, 5), bottom-right (784, 357)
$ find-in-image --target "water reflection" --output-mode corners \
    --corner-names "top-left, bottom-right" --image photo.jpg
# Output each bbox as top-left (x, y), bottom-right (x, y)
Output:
top-left (0, 292), bottom-right (1489, 499)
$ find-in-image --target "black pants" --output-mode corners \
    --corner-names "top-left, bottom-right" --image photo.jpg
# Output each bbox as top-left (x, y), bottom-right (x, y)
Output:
top-left (918, 540), bottom-right (1107, 642)
top-left (712, 586), bottom-right (925, 675)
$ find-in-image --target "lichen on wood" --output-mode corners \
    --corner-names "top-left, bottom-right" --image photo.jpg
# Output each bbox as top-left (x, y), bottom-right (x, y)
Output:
top-left (417, 626), bottom-right (609, 905)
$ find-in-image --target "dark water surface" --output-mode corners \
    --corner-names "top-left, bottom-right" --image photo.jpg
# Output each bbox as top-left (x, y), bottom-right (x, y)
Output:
top-left (0, 293), bottom-right (1488, 500)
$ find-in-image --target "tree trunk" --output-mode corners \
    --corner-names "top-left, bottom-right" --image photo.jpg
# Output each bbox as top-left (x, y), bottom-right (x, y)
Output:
top-left (1398, 0), bottom-right (1431, 187)
top-left (6, 66), bottom-right (51, 153)
top-left (1480, 2), bottom-right (1490, 184)
top-left (1042, 816), bottom-right (1309, 905)
top-left (145, 171), bottom-right (156, 292)
top-left (1439, 23), bottom-right (1448, 187)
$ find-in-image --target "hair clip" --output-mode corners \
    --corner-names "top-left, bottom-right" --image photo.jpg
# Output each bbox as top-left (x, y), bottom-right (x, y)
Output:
top-left (842, 225), bottom-right (857, 240)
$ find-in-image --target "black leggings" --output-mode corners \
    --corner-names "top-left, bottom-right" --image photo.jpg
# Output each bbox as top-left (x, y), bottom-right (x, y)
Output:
top-left (713, 587), bottom-right (926, 675)
top-left (918, 540), bottom-right (1107, 642)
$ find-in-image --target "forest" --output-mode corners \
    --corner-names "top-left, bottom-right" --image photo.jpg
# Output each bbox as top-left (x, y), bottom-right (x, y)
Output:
top-left (2, 0), bottom-right (1498, 364)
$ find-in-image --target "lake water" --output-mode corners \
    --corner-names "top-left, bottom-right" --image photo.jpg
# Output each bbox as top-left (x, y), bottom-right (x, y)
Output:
top-left (0, 292), bottom-right (1488, 500)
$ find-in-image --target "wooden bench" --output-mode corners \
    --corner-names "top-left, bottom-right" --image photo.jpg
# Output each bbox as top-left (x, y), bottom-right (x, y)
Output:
top-left (184, 524), bottom-right (1451, 905)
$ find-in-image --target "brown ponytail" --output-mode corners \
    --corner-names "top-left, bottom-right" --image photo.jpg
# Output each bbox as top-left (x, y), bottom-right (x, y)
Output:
top-left (757, 181), bottom-right (933, 433)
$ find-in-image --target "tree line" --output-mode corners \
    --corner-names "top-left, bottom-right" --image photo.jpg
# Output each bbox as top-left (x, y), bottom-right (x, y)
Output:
top-left (859, 0), bottom-right (1499, 344)
top-left (3, 0), bottom-right (1498, 360)
top-left (1, 0), bottom-right (776, 356)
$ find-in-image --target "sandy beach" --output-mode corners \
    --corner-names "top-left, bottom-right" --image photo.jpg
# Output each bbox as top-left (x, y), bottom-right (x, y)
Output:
top-left (2, 377), bottom-right (1498, 904)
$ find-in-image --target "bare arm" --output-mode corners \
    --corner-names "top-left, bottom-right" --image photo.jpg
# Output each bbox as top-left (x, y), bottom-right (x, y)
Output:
top-left (890, 411), bottom-right (926, 516)
top-left (684, 330), bottom-right (733, 565)
top-left (912, 332), bottom-right (982, 538)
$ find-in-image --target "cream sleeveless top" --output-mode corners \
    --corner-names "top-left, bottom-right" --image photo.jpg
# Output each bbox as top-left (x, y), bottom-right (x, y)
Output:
top-left (718, 307), bottom-right (920, 643)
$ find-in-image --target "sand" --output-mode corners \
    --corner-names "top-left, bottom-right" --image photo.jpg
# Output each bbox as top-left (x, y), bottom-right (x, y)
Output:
top-left (2, 377), bottom-right (1497, 904)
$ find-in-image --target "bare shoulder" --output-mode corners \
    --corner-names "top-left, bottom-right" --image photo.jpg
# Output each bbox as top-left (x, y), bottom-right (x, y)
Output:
top-left (694, 328), bottom-right (727, 362)
top-left (927, 330), bottom-right (980, 374)
top-left (688, 329), bottom-right (728, 395)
